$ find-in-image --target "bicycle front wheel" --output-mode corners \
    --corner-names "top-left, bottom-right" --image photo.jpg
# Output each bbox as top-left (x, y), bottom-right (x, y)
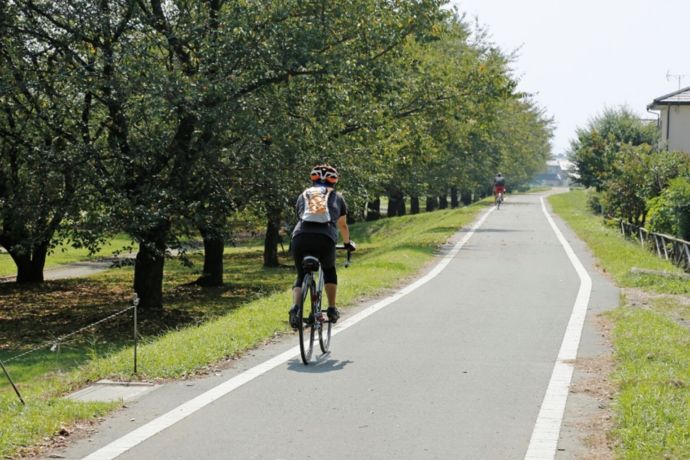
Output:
top-left (298, 275), bottom-right (316, 364)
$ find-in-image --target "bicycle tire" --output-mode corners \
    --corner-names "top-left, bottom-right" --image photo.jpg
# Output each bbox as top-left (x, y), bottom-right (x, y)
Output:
top-left (318, 303), bottom-right (331, 354)
top-left (298, 274), bottom-right (315, 364)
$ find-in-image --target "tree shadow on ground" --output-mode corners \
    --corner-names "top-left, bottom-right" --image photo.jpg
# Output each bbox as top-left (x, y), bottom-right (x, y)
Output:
top-left (0, 250), bottom-right (295, 359)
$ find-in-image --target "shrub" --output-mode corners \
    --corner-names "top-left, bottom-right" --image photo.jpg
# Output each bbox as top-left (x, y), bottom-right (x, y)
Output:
top-left (647, 177), bottom-right (690, 240)
top-left (587, 189), bottom-right (604, 214)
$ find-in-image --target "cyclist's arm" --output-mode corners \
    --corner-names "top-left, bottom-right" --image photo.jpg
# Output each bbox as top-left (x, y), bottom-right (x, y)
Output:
top-left (337, 215), bottom-right (350, 243)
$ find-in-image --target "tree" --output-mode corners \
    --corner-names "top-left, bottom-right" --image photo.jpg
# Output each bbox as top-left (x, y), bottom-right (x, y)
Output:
top-left (569, 107), bottom-right (658, 190)
top-left (0, 2), bottom-right (104, 283)
top-left (602, 144), bottom-right (651, 226)
top-left (647, 177), bottom-right (690, 241)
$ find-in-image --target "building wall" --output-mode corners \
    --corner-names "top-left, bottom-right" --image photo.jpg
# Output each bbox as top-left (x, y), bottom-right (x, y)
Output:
top-left (660, 105), bottom-right (690, 153)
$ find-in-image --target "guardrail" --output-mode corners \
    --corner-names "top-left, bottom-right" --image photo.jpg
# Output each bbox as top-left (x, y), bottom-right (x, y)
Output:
top-left (619, 220), bottom-right (690, 272)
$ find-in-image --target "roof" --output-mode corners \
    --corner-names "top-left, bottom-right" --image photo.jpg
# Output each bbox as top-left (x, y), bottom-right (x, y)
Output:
top-left (546, 159), bottom-right (574, 170)
top-left (648, 86), bottom-right (690, 109)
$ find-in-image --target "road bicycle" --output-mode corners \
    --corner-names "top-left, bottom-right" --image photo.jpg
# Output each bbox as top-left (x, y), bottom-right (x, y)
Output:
top-left (297, 245), bottom-right (352, 365)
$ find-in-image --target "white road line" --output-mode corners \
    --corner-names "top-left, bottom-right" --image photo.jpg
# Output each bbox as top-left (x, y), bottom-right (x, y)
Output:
top-left (83, 206), bottom-right (495, 460)
top-left (524, 197), bottom-right (593, 460)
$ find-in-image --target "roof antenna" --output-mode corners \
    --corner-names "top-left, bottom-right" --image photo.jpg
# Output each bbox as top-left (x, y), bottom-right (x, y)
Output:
top-left (666, 70), bottom-right (689, 90)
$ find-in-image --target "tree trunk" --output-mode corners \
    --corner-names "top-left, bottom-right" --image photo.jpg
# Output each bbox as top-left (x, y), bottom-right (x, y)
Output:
top-left (461, 189), bottom-right (473, 206)
top-left (11, 243), bottom-right (48, 284)
top-left (386, 193), bottom-right (398, 217)
top-left (450, 187), bottom-right (459, 208)
top-left (410, 195), bottom-right (420, 214)
top-left (366, 198), bottom-right (381, 221)
top-left (387, 190), bottom-right (405, 217)
top-left (439, 194), bottom-right (448, 209)
top-left (134, 242), bottom-right (165, 311)
top-left (133, 223), bottom-right (169, 311)
top-left (195, 226), bottom-right (224, 286)
top-left (426, 196), bottom-right (437, 212)
top-left (263, 208), bottom-right (282, 267)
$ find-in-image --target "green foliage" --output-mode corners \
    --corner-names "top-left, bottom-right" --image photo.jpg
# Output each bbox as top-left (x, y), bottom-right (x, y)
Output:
top-left (647, 177), bottom-right (690, 240)
top-left (586, 189), bottom-right (604, 214)
top-left (569, 107), bottom-right (658, 190)
top-left (593, 144), bottom-right (690, 231)
top-left (1, 1), bottom-right (553, 300)
top-left (602, 144), bottom-right (651, 225)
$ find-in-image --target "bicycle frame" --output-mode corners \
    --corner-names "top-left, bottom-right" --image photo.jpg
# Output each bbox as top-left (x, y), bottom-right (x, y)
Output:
top-left (297, 246), bottom-right (351, 364)
top-left (308, 264), bottom-right (325, 324)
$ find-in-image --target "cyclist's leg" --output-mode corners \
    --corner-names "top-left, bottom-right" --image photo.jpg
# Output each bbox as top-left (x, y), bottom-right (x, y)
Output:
top-left (289, 235), bottom-right (308, 328)
top-left (325, 282), bottom-right (336, 307)
top-left (291, 233), bottom-right (321, 300)
top-left (318, 240), bottom-right (339, 322)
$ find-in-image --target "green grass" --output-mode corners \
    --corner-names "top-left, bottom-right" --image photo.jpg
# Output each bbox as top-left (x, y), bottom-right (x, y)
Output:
top-left (0, 234), bottom-right (135, 277)
top-left (548, 190), bottom-right (689, 295)
top-left (0, 201), bottom-right (489, 457)
top-left (549, 190), bottom-right (690, 459)
top-left (610, 308), bottom-right (690, 459)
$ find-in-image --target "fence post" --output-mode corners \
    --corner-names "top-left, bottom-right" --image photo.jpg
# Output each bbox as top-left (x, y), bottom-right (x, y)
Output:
top-left (661, 235), bottom-right (669, 260)
top-left (133, 295), bottom-right (139, 375)
top-left (654, 234), bottom-right (662, 257)
top-left (639, 227), bottom-right (645, 246)
top-left (684, 242), bottom-right (690, 269)
top-left (0, 359), bottom-right (25, 405)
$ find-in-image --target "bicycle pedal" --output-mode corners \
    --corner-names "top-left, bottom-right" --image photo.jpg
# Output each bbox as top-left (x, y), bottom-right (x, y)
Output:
top-left (315, 312), bottom-right (327, 322)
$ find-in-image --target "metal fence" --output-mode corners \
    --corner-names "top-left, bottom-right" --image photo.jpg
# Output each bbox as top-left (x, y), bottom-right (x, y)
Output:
top-left (619, 220), bottom-right (690, 272)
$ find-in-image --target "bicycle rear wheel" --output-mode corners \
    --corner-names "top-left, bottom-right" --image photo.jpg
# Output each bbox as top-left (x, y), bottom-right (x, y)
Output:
top-left (298, 274), bottom-right (316, 364)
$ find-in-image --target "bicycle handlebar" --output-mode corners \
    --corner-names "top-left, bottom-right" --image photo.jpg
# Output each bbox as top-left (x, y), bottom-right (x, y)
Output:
top-left (335, 245), bottom-right (353, 267)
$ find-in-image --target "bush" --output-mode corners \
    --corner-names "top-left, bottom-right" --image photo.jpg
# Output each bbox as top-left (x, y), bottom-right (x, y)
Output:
top-left (647, 177), bottom-right (690, 240)
top-left (587, 189), bottom-right (604, 214)
top-left (647, 196), bottom-right (677, 235)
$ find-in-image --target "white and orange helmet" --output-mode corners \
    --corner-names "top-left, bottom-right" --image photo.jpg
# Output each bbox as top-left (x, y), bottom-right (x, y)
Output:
top-left (310, 164), bottom-right (339, 184)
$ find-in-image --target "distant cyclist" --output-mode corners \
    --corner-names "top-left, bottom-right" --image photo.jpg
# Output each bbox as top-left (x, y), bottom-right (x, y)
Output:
top-left (289, 164), bottom-right (355, 329)
top-left (493, 173), bottom-right (506, 205)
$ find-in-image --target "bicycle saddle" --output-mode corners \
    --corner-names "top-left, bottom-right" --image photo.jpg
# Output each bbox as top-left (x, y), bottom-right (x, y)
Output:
top-left (302, 256), bottom-right (320, 272)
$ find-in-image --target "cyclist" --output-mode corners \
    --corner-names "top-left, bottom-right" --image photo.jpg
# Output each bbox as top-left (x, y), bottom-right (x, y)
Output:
top-left (493, 173), bottom-right (506, 204)
top-left (289, 164), bottom-right (355, 329)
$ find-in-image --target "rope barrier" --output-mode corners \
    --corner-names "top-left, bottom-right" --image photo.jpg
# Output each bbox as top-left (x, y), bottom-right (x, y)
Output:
top-left (2, 299), bottom-right (139, 404)
top-left (4, 304), bottom-right (135, 364)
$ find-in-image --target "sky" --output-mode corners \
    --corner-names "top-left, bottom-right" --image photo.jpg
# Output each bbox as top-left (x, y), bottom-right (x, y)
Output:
top-left (451, 0), bottom-right (690, 156)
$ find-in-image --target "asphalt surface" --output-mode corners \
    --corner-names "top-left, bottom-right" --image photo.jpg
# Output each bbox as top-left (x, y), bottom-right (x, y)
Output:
top-left (47, 192), bottom-right (619, 460)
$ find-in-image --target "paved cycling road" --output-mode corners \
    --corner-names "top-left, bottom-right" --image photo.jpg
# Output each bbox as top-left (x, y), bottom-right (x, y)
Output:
top-left (49, 192), bottom-right (618, 460)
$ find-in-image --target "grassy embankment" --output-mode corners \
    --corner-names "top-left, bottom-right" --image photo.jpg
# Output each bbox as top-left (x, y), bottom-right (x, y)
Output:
top-left (549, 190), bottom-right (690, 459)
top-left (0, 200), bottom-right (489, 457)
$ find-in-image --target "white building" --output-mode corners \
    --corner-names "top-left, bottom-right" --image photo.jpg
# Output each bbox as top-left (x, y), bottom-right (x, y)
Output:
top-left (647, 86), bottom-right (690, 153)
top-left (534, 155), bottom-right (573, 186)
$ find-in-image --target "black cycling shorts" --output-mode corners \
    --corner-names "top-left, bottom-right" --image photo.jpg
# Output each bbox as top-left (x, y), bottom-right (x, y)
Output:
top-left (292, 233), bottom-right (337, 287)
